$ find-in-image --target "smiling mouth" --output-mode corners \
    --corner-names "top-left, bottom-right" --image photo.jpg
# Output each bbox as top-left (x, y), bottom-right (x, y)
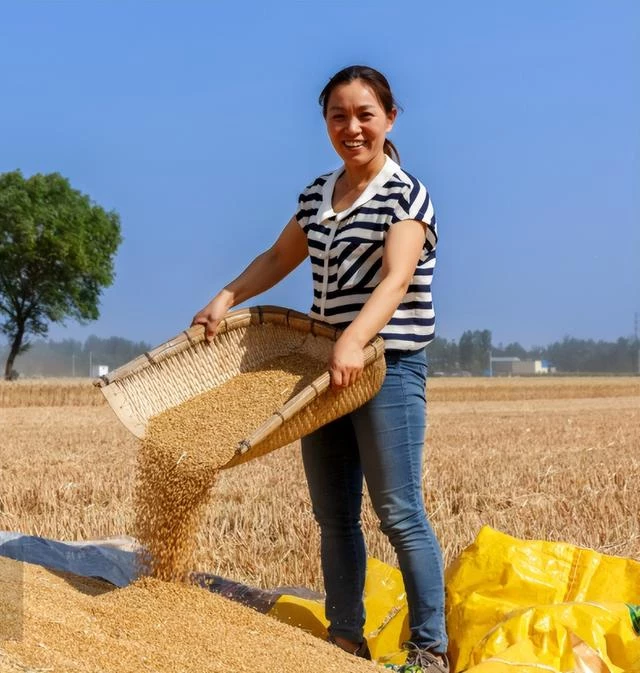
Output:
top-left (343, 140), bottom-right (365, 149)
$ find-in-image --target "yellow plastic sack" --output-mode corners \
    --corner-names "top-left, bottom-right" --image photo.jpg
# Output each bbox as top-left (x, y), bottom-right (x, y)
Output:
top-left (268, 557), bottom-right (410, 664)
top-left (446, 526), bottom-right (640, 672)
top-left (266, 527), bottom-right (640, 671)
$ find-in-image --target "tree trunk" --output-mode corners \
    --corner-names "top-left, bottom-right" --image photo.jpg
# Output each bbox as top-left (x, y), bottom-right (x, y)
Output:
top-left (4, 323), bottom-right (25, 380)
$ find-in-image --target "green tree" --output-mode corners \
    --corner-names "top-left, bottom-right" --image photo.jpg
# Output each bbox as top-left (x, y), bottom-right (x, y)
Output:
top-left (494, 341), bottom-right (528, 359)
top-left (427, 336), bottom-right (459, 373)
top-left (459, 329), bottom-right (492, 375)
top-left (0, 171), bottom-right (121, 379)
top-left (458, 330), bottom-right (475, 372)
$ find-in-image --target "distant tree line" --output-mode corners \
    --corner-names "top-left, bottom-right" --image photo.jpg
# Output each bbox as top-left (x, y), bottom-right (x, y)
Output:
top-left (428, 332), bottom-right (639, 375)
top-left (2, 332), bottom-right (639, 378)
top-left (0, 336), bottom-right (151, 378)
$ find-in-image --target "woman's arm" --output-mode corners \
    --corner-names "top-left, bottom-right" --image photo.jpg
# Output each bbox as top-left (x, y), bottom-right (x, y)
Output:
top-left (192, 216), bottom-right (308, 340)
top-left (329, 219), bottom-right (426, 388)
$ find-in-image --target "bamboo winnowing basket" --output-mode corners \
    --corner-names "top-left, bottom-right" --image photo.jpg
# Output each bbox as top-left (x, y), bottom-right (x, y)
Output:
top-left (94, 306), bottom-right (386, 469)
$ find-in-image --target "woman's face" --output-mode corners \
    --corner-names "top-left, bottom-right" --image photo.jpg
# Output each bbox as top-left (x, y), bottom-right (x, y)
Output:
top-left (325, 79), bottom-right (396, 169)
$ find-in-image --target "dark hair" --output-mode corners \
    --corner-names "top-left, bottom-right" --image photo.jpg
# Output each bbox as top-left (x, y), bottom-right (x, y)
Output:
top-left (319, 65), bottom-right (401, 162)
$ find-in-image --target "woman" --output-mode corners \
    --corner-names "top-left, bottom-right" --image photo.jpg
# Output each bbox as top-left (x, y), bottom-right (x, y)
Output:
top-left (192, 65), bottom-right (448, 673)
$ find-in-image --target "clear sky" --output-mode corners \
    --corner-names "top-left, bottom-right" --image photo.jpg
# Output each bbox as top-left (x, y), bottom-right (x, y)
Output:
top-left (1, 0), bottom-right (638, 349)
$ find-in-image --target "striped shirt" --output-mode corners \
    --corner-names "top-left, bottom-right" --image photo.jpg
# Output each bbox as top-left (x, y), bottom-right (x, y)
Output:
top-left (295, 155), bottom-right (437, 351)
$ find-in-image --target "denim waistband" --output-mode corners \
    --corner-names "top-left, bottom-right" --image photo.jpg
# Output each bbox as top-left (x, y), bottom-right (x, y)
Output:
top-left (384, 347), bottom-right (427, 364)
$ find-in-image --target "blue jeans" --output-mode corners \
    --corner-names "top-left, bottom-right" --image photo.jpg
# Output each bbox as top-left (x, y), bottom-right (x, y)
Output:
top-left (301, 347), bottom-right (447, 654)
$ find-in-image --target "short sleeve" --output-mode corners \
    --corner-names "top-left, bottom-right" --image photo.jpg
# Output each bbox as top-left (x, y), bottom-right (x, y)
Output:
top-left (295, 175), bottom-right (328, 233)
top-left (295, 182), bottom-right (320, 233)
top-left (295, 191), bottom-right (309, 232)
top-left (392, 180), bottom-right (438, 253)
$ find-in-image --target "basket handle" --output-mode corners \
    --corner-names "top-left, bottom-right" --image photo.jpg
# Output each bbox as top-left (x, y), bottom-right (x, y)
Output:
top-left (237, 339), bottom-right (384, 455)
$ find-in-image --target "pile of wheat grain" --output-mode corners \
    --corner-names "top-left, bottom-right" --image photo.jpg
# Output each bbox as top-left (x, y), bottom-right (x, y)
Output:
top-left (135, 352), bottom-right (325, 581)
top-left (0, 556), bottom-right (375, 673)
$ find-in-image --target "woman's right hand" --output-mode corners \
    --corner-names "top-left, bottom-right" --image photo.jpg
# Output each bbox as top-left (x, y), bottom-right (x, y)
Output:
top-left (191, 290), bottom-right (234, 342)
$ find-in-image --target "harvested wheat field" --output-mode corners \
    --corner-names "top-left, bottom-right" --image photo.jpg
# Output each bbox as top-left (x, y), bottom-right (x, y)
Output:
top-left (0, 555), bottom-right (375, 673)
top-left (1, 376), bottom-right (639, 587)
top-left (1, 376), bottom-right (639, 672)
top-left (0, 378), bottom-right (101, 408)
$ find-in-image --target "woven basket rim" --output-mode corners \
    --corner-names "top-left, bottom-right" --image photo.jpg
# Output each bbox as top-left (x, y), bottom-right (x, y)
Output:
top-left (95, 305), bottom-right (386, 456)
top-left (95, 305), bottom-right (359, 387)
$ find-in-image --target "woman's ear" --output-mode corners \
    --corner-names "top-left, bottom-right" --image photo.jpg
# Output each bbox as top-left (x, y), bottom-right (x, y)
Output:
top-left (386, 107), bottom-right (398, 133)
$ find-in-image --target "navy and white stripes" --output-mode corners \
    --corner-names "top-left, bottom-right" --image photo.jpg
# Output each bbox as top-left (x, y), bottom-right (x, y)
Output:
top-left (295, 156), bottom-right (437, 351)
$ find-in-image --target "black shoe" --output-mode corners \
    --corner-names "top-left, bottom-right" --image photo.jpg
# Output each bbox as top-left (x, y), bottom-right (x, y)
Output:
top-left (328, 635), bottom-right (372, 660)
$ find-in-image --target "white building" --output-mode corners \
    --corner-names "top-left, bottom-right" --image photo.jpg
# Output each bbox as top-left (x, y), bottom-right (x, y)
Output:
top-left (90, 364), bottom-right (109, 378)
top-left (511, 360), bottom-right (549, 375)
top-left (490, 357), bottom-right (553, 376)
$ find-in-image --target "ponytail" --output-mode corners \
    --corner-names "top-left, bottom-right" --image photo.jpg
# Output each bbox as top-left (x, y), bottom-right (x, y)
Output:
top-left (384, 138), bottom-right (400, 163)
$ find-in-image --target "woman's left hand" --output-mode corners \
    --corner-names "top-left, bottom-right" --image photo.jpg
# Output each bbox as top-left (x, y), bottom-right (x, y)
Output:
top-left (329, 336), bottom-right (365, 390)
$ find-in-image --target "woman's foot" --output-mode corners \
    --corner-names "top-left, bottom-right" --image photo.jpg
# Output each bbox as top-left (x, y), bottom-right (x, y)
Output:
top-left (328, 635), bottom-right (371, 659)
top-left (385, 642), bottom-right (449, 673)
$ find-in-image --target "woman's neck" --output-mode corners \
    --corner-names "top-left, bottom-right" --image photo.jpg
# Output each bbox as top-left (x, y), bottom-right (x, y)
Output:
top-left (340, 153), bottom-right (387, 191)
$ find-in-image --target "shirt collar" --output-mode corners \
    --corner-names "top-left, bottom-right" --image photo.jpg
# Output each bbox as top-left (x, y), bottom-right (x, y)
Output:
top-left (317, 155), bottom-right (400, 223)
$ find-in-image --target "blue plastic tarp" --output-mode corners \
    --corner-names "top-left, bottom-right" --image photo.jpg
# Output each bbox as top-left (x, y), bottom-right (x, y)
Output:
top-left (0, 532), bottom-right (139, 587)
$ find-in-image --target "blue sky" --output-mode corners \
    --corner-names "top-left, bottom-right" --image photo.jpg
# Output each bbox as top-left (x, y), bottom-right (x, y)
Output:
top-left (1, 1), bottom-right (638, 349)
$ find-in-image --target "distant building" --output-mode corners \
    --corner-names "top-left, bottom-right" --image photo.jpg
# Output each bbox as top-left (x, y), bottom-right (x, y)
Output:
top-left (490, 356), bottom-right (521, 376)
top-left (512, 360), bottom-right (548, 375)
top-left (490, 357), bottom-right (554, 376)
top-left (90, 364), bottom-right (109, 378)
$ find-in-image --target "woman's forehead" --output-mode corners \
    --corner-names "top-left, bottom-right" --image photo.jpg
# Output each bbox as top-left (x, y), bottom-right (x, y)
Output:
top-left (326, 80), bottom-right (382, 109)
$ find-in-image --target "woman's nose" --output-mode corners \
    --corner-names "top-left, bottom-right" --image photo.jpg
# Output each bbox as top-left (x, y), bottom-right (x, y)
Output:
top-left (346, 116), bottom-right (361, 135)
